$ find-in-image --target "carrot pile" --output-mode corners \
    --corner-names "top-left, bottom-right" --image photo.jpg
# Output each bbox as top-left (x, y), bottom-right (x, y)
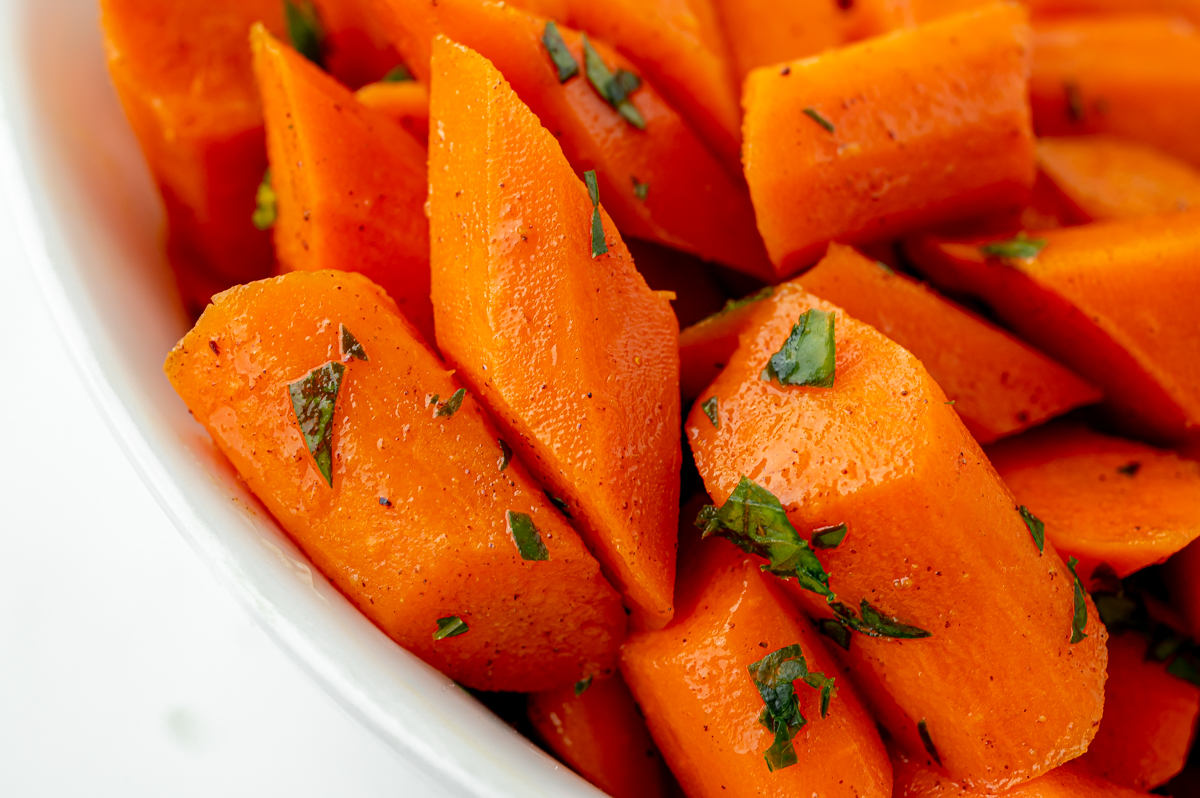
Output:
top-left (102, 0), bottom-right (1200, 794)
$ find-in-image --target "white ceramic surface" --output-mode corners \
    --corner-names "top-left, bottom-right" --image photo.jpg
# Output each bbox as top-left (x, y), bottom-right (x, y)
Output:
top-left (0, 1), bottom-right (605, 795)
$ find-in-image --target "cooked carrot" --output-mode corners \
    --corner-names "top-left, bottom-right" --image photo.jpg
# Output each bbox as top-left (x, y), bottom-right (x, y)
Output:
top-left (1164, 538), bottom-right (1200, 639)
top-left (987, 423), bottom-right (1200, 583)
top-left (311, 0), bottom-right (404, 88)
top-left (100, 0), bottom-right (284, 315)
top-left (1077, 632), bottom-right (1200, 790)
top-left (741, 3), bottom-right (1036, 275)
top-left (621, 540), bottom-right (893, 797)
top-left (251, 26), bottom-right (434, 343)
top-left (904, 211), bottom-right (1200, 445)
top-left (1031, 15), bottom-right (1200, 169)
top-left (685, 282), bottom-right (1108, 792)
top-left (1035, 136), bottom-right (1200, 222)
top-left (895, 752), bottom-right (1153, 797)
top-left (372, 0), bottom-right (775, 280)
top-left (626, 240), bottom-right (728, 330)
top-left (527, 675), bottom-right (676, 798)
top-left (428, 37), bottom-right (680, 628)
top-left (165, 269), bottom-right (625, 691)
top-left (353, 79), bottom-right (429, 144)
top-left (678, 286), bottom-right (774, 400)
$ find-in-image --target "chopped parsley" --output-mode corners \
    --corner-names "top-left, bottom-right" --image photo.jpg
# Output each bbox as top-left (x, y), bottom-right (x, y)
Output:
top-left (541, 22), bottom-right (579, 82)
top-left (507, 510), bottom-right (549, 561)
top-left (546, 491), bottom-right (572, 518)
top-left (1093, 573), bottom-right (1200, 688)
top-left (1066, 556), bottom-right (1088, 644)
top-left (381, 64), bottom-right (414, 83)
top-left (435, 388), bottom-right (466, 418)
top-left (252, 168), bottom-right (277, 231)
top-left (498, 439), bottom-right (513, 472)
top-left (811, 523), bottom-right (847, 550)
top-left (875, 260), bottom-right (895, 275)
top-left (918, 719), bottom-right (943, 766)
top-left (581, 35), bottom-right (646, 129)
top-left (574, 675), bottom-right (593, 696)
top-left (717, 286), bottom-right (774, 317)
top-left (1019, 505), bottom-right (1045, 554)
top-left (980, 233), bottom-right (1047, 261)
top-left (701, 396), bottom-right (720, 428)
top-left (833, 599), bottom-right (932, 639)
top-left (631, 176), bottom-right (649, 201)
top-left (288, 361), bottom-right (346, 486)
top-left (284, 0), bottom-right (325, 67)
top-left (816, 619), bottom-right (851, 651)
top-left (802, 107), bottom-right (835, 134)
top-left (432, 616), bottom-right (469, 640)
top-left (585, 170), bottom-right (608, 258)
top-left (1117, 461), bottom-right (1142, 477)
top-left (340, 324), bottom-right (368, 362)
top-left (749, 644), bottom-right (835, 771)
top-left (764, 308), bottom-right (836, 388)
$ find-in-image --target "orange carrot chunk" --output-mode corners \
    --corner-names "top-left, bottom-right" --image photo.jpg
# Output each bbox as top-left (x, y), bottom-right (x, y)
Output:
top-left (527, 675), bottom-right (677, 798)
top-left (428, 37), bottom-right (680, 628)
top-left (373, 0), bottom-right (775, 280)
top-left (165, 269), bottom-right (625, 692)
top-left (895, 752), bottom-right (1154, 797)
top-left (100, 0), bottom-right (284, 315)
top-left (1031, 14), bottom-right (1200, 169)
top-left (353, 79), bottom-right (429, 144)
top-left (741, 3), bottom-right (1036, 276)
top-left (621, 541), bottom-right (893, 798)
top-left (904, 211), bottom-right (1200, 445)
top-left (685, 282), bottom-right (1108, 792)
top-left (987, 423), bottom-right (1200, 584)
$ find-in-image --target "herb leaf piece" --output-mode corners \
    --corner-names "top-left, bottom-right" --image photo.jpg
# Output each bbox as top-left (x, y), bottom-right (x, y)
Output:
top-left (498, 439), bottom-right (513, 472)
top-left (765, 308), bottom-right (837, 388)
top-left (507, 510), bottom-right (550, 561)
top-left (542, 21), bottom-right (579, 82)
top-left (918, 719), bottom-right (943, 766)
top-left (718, 286), bottom-right (774, 317)
top-left (340, 324), bottom-right (368, 362)
top-left (433, 616), bottom-right (469, 640)
top-left (585, 170), bottom-right (608, 258)
top-left (803, 107), bottom-right (835, 133)
top-left (980, 232), bottom-right (1047, 261)
top-left (701, 396), bottom-right (720, 428)
top-left (581, 35), bottom-right (646, 129)
top-left (435, 388), bottom-right (466, 418)
top-left (811, 523), bottom-right (847, 550)
top-left (382, 64), bottom-right (414, 83)
top-left (288, 361), bottom-right (346, 486)
top-left (546, 491), bottom-right (573, 518)
top-left (816, 619), bottom-right (851, 651)
top-left (284, 0), bottom-right (325, 67)
top-left (631, 176), bottom-right (649, 201)
top-left (1117, 461), bottom-right (1141, 476)
top-left (574, 675), bottom-right (593, 696)
top-left (252, 168), bottom-right (277, 231)
top-left (748, 644), bottom-right (835, 771)
top-left (1066, 556), bottom-right (1089, 644)
top-left (833, 599), bottom-right (932, 640)
top-left (1019, 505), bottom-right (1045, 553)
top-left (696, 477), bottom-right (832, 599)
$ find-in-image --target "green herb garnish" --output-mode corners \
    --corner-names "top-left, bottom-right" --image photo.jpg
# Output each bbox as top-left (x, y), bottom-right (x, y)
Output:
top-left (811, 523), bottom-right (847, 550)
top-left (1067, 556), bottom-right (1088, 644)
top-left (1117, 461), bottom-right (1141, 477)
top-left (252, 168), bottom-right (277, 231)
top-left (381, 64), bottom-right (414, 83)
top-left (875, 260), bottom-right (895, 275)
top-left (1019, 505), bottom-right (1045, 554)
top-left (764, 308), bottom-right (836, 388)
top-left (717, 286), bottom-right (774, 317)
top-left (631, 176), bottom-right (648, 201)
top-left (749, 644), bottom-right (835, 771)
top-left (340, 324), bottom-right (368, 362)
top-left (585, 170), bottom-right (608, 258)
top-left (435, 388), bottom-right (466, 418)
top-left (284, 0), bottom-right (325, 67)
top-left (507, 510), bottom-right (549, 561)
top-left (701, 396), bottom-right (720, 428)
top-left (918, 719), bottom-right (942, 766)
top-left (498, 439), bottom-right (513, 472)
top-left (802, 107), bottom-right (835, 134)
top-left (288, 361), bottom-right (346, 486)
top-left (581, 35), bottom-right (645, 129)
top-left (433, 616), bottom-right (469, 640)
top-left (574, 675), bottom-right (593, 696)
top-left (980, 233), bottom-right (1047, 261)
top-left (816, 619), bottom-right (851, 651)
top-left (833, 599), bottom-right (932, 640)
top-left (546, 491), bottom-right (572, 518)
top-left (541, 22), bottom-right (579, 82)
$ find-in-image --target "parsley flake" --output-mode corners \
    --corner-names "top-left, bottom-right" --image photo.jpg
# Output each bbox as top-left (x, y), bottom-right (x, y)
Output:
top-left (340, 324), bottom-right (368, 362)
top-left (980, 233), bottom-right (1047, 261)
top-left (498, 439), bottom-right (513, 471)
top-left (252, 168), bottom-right (277, 231)
top-left (717, 286), bottom-right (774, 317)
top-left (507, 510), bottom-right (549, 561)
top-left (749, 644), bottom-right (835, 772)
top-left (816, 619), bottom-right (851, 651)
top-left (1066, 556), bottom-right (1088, 644)
top-left (288, 361), bottom-right (346, 487)
top-left (811, 523), bottom-right (847, 550)
top-left (432, 616), bottom-right (469, 640)
top-left (435, 388), bottom-right (466, 418)
top-left (585, 170), bottom-right (608, 258)
top-left (581, 35), bottom-right (646, 129)
top-left (1117, 461), bottom-right (1141, 477)
top-left (381, 64), bottom-right (414, 83)
top-left (546, 491), bottom-right (573, 518)
top-left (803, 107), bottom-right (835, 134)
top-left (833, 599), bottom-right (932, 639)
top-left (541, 22), bottom-right (579, 82)
top-left (701, 396), bottom-right (720, 428)
top-left (764, 308), bottom-right (836, 388)
top-left (631, 176), bottom-right (649, 201)
top-left (574, 675), bottom-right (593, 696)
top-left (918, 719), bottom-right (943, 766)
top-left (1019, 505), bottom-right (1045, 554)
top-left (284, 0), bottom-right (325, 67)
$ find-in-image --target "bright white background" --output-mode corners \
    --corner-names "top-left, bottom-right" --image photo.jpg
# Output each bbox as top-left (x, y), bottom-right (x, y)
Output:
top-left (0, 205), bottom-right (446, 794)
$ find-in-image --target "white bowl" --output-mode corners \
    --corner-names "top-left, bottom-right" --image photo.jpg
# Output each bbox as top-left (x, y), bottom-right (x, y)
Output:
top-left (0, 1), bottom-right (606, 794)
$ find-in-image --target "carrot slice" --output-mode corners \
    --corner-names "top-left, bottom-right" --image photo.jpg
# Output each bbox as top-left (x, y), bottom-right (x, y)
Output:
top-left (987, 423), bottom-right (1200, 583)
top-left (741, 3), bottom-right (1036, 275)
top-left (678, 286), bottom-right (775, 400)
top-left (685, 281), bottom-right (1108, 791)
top-left (895, 752), bottom-right (1154, 797)
top-left (527, 675), bottom-right (676, 798)
top-left (373, 0), bottom-right (774, 280)
top-left (1031, 14), bottom-right (1200, 169)
top-left (621, 540), bottom-right (893, 798)
top-left (905, 211), bottom-right (1200, 445)
top-left (428, 37), bottom-right (680, 628)
top-left (100, 0), bottom-right (284, 315)
top-left (311, 0), bottom-right (404, 88)
top-left (165, 270), bottom-right (625, 691)
top-left (353, 79), bottom-right (429, 144)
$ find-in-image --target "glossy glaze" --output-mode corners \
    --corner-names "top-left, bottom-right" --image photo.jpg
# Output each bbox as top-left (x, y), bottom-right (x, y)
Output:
top-left (894, 753), bottom-right (1151, 797)
top-left (354, 79), bottom-right (431, 144)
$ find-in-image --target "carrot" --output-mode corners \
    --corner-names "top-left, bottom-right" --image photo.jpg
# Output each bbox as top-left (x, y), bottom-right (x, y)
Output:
top-left (1077, 632), bottom-right (1200, 791)
top-left (741, 3), bottom-right (1036, 275)
top-left (164, 269), bottom-right (625, 692)
top-left (1018, 168), bottom-right (1088, 231)
top-left (251, 26), bottom-right (435, 343)
top-left (626, 240), bottom-right (728, 330)
top-left (894, 752), bottom-right (1153, 797)
top-left (620, 541), bottom-right (893, 797)
top-left (678, 286), bottom-right (775, 400)
top-left (685, 281), bottom-right (1108, 791)
top-left (1035, 136), bottom-right (1200, 222)
top-left (371, 0), bottom-right (775, 280)
top-left (310, 0), bottom-right (404, 88)
top-left (527, 675), bottom-right (677, 798)
top-left (427, 37), bottom-right (680, 628)
top-left (1028, 0), bottom-right (1200, 21)
top-left (1031, 14), bottom-right (1200, 169)
top-left (353, 79), bottom-right (429, 144)
top-left (1165, 538), bottom-right (1200, 639)
top-left (99, 0), bottom-right (284, 315)
top-left (904, 211), bottom-right (1200, 445)
top-left (987, 422), bottom-right (1200, 583)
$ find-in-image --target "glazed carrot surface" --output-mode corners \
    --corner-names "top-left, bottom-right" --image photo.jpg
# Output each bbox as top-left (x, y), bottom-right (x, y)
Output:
top-left (894, 754), bottom-right (1153, 797)
top-left (353, 79), bottom-right (430, 143)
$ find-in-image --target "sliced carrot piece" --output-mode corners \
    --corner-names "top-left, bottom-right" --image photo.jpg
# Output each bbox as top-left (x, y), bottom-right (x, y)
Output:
top-left (1031, 14), bottom-right (1200, 169)
top-left (165, 270), bottom-right (625, 691)
top-left (527, 675), bottom-right (676, 798)
top-left (895, 752), bottom-right (1154, 797)
top-left (100, 0), bottom-right (284, 315)
top-left (742, 3), bottom-right (1036, 275)
top-left (621, 540), bottom-right (893, 798)
top-left (428, 37), bottom-right (680, 628)
top-left (353, 79), bottom-right (429, 144)
top-left (252, 26), bottom-right (434, 343)
top-left (373, 0), bottom-right (774, 280)
top-left (905, 211), bottom-right (1200, 444)
top-left (678, 286), bottom-right (774, 400)
top-left (987, 423), bottom-right (1200, 583)
top-left (312, 0), bottom-right (404, 88)
top-left (685, 281), bottom-right (1108, 791)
